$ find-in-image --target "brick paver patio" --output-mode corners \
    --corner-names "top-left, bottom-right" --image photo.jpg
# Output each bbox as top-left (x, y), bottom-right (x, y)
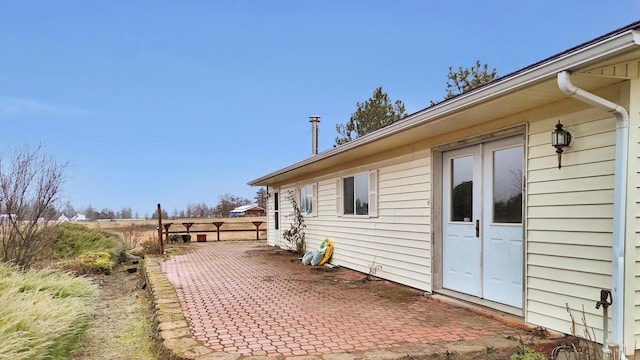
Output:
top-left (161, 241), bottom-right (531, 358)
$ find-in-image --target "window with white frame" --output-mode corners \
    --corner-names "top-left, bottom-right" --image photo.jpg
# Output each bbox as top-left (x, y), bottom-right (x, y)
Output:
top-left (299, 183), bottom-right (316, 216)
top-left (336, 170), bottom-right (377, 217)
top-left (300, 184), bottom-right (312, 215)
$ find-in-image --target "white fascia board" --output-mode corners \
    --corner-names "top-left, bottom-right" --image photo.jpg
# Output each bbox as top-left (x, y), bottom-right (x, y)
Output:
top-left (248, 30), bottom-right (640, 187)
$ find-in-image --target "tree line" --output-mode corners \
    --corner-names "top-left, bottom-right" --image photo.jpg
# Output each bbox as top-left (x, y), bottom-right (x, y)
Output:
top-left (150, 190), bottom-right (267, 220)
top-left (59, 188), bottom-right (269, 221)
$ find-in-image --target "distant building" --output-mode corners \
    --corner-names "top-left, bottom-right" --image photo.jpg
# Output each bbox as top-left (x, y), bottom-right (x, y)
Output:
top-left (71, 213), bottom-right (88, 222)
top-left (0, 214), bottom-right (17, 222)
top-left (57, 214), bottom-right (70, 222)
top-left (229, 205), bottom-right (266, 217)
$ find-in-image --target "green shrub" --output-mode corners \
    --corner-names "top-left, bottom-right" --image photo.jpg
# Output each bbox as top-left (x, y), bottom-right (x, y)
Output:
top-left (56, 251), bottom-right (114, 275)
top-left (511, 341), bottom-right (548, 360)
top-left (0, 263), bottom-right (97, 360)
top-left (51, 223), bottom-right (126, 259)
top-left (49, 223), bottom-right (125, 274)
top-left (77, 251), bottom-right (113, 274)
top-left (128, 246), bottom-right (146, 258)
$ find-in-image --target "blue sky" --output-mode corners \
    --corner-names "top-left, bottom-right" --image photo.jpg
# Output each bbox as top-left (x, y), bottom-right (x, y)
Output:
top-left (0, 1), bottom-right (638, 217)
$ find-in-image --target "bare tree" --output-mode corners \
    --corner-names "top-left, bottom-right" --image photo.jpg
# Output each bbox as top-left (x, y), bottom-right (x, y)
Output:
top-left (84, 204), bottom-right (96, 220)
top-left (255, 187), bottom-right (267, 209)
top-left (0, 145), bottom-right (68, 268)
top-left (120, 207), bottom-right (133, 219)
top-left (63, 202), bottom-right (77, 217)
top-left (213, 193), bottom-right (251, 217)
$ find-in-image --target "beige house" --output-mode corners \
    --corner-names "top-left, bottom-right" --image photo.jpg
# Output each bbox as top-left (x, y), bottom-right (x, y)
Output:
top-left (249, 21), bottom-right (640, 357)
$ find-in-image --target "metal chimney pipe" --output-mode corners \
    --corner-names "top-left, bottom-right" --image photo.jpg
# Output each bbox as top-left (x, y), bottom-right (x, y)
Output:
top-left (309, 115), bottom-right (320, 156)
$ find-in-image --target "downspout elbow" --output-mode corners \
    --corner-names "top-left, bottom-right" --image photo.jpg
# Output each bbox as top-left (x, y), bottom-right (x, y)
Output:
top-left (557, 71), bottom-right (629, 126)
top-left (557, 71), bottom-right (579, 96)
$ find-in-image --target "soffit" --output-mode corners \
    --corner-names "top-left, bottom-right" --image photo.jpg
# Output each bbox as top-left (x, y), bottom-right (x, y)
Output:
top-left (579, 49), bottom-right (640, 79)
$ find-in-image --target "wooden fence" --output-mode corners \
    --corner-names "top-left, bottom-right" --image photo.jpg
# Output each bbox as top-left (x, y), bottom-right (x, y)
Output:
top-left (161, 221), bottom-right (265, 242)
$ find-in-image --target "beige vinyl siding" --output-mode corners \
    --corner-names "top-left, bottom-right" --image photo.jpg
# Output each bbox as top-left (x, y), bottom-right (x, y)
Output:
top-left (277, 187), bottom-right (296, 249)
top-left (331, 157), bottom-right (431, 290)
top-left (280, 151), bottom-right (432, 291)
top-left (526, 105), bottom-right (617, 342)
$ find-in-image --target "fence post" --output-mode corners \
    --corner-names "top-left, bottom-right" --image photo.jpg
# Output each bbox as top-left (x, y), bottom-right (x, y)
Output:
top-left (252, 221), bottom-right (263, 240)
top-left (157, 204), bottom-right (164, 254)
top-left (213, 222), bottom-right (224, 241)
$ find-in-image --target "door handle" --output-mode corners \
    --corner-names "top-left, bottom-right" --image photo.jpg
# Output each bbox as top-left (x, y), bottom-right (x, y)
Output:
top-left (475, 219), bottom-right (480, 238)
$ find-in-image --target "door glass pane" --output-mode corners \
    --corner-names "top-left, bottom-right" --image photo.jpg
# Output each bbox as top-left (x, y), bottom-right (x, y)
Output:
top-left (274, 192), bottom-right (279, 230)
top-left (451, 156), bottom-right (473, 222)
top-left (493, 146), bottom-right (523, 223)
top-left (274, 192), bottom-right (279, 211)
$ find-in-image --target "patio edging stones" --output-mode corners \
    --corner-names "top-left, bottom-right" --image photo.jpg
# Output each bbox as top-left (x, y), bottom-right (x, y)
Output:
top-left (145, 256), bottom-right (238, 360)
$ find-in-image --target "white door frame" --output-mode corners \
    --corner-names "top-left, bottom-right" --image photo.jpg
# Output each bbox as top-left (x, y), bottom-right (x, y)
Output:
top-left (433, 128), bottom-right (525, 316)
top-left (442, 145), bottom-right (482, 296)
top-left (270, 187), bottom-right (281, 247)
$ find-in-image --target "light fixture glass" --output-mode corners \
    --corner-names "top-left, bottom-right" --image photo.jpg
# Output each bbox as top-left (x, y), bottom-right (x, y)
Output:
top-left (551, 120), bottom-right (572, 169)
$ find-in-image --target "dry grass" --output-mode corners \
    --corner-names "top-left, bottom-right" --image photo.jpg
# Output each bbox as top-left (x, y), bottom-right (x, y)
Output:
top-left (85, 216), bottom-right (267, 244)
top-left (0, 263), bottom-right (97, 360)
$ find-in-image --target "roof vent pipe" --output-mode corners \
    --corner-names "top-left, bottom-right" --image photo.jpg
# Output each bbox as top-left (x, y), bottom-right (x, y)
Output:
top-left (309, 116), bottom-right (320, 156)
top-left (557, 71), bottom-right (629, 359)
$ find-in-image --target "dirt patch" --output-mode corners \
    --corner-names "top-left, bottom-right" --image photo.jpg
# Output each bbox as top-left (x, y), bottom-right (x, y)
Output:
top-left (253, 245), bottom-right (426, 303)
top-left (70, 261), bottom-right (160, 360)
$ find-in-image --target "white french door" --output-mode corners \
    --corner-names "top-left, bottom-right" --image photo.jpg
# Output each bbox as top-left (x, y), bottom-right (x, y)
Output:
top-left (442, 136), bottom-right (524, 308)
top-left (442, 145), bottom-right (482, 296)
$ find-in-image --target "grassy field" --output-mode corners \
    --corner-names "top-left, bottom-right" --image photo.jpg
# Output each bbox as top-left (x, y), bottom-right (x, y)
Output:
top-left (85, 216), bottom-right (267, 249)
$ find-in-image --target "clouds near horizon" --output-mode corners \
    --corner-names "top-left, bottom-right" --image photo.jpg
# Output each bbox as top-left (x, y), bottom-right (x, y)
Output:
top-left (0, 95), bottom-right (89, 117)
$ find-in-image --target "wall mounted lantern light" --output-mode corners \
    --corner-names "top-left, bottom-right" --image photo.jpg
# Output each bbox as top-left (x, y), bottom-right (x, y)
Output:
top-left (551, 120), bottom-right (572, 169)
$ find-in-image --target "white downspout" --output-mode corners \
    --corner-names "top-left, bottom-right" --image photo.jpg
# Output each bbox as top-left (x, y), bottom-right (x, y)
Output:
top-left (557, 71), bottom-right (629, 358)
